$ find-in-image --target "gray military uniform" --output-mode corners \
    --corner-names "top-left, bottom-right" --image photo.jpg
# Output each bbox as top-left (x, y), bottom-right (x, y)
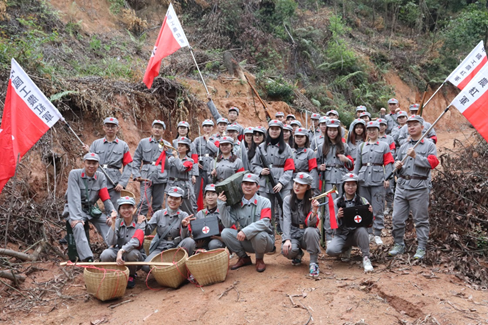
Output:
top-left (292, 148), bottom-right (319, 192)
top-left (64, 169), bottom-right (115, 260)
top-left (397, 122), bottom-right (436, 146)
top-left (193, 136), bottom-right (218, 199)
top-left (385, 113), bottom-right (398, 134)
top-left (184, 207), bottom-right (226, 252)
top-left (166, 155), bottom-right (197, 215)
top-left (215, 156), bottom-right (244, 183)
top-left (207, 100), bottom-right (244, 136)
top-left (89, 137), bottom-right (133, 208)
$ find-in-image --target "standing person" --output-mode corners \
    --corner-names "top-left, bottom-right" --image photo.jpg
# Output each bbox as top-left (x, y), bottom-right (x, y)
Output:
top-left (64, 153), bottom-right (115, 262)
top-left (132, 120), bottom-right (173, 216)
top-left (311, 116), bottom-right (328, 151)
top-left (326, 173), bottom-right (374, 273)
top-left (385, 98), bottom-right (400, 134)
top-left (243, 127), bottom-right (254, 151)
top-left (286, 114), bottom-right (296, 124)
top-left (226, 124), bottom-right (247, 166)
top-left (290, 120), bottom-right (302, 133)
top-left (211, 117), bottom-right (229, 139)
top-left (275, 112), bottom-right (285, 123)
top-left (166, 137), bottom-right (197, 215)
top-left (317, 119), bottom-right (354, 245)
top-left (292, 128), bottom-right (319, 194)
top-left (211, 136), bottom-right (245, 183)
top-left (378, 118), bottom-right (397, 216)
top-left (309, 113), bottom-right (321, 141)
top-left (281, 173), bottom-right (321, 277)
top-left (207, 95), bottom-right (243, 139)
top-left (389, 115), bottom-right (439, 259)
top-left (326, 110), bottom-right (347, 139)
top-left (172, 121), bottom-right (199, 186)
top-left (251, 120), bottom-right (295, 232)
top-left (349, 105), bottom-right (368, 133)
top-left (346, 119), bottom-right (366, 164)
top-left (391, 111), bottom-right (408, 148)
top-left (398, 104), bottom-right (437, 145)
top-left (359, 112), bottom-right (372, 123)
top-left (218, 173), bottom-right (275, 272)
top-left (379, 107), bottom-right (387, 118)
top-left (101, 196), bottom-right (146, 288)
top-left (142, 186), bottom-right (195, 272)
top-left (83, 117), bottom-right (133, 209)
top-left (283, 124), bottom-right (295, 148)
top-left (247, 126), bottom-right (266, 170)
top-left (353, 121), bottom-right (394, 245)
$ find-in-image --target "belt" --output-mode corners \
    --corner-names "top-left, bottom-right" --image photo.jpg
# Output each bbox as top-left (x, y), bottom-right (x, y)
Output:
top-left (399, 175), bottom-right (428, 180)
top-left (292, 223), bottom-right (306, 229)
top-left (327, 164), bottom-right (343, 168)
top-left (143, 161), bottom-right (156, 165)
top-left (169, 177), bottom-right (189, 181)
top-left (101, 164), bottom-right (120, 169)
top-left (362, 163), bottom-right (383, 167)
top-left (272, 165), bottom-right (285, 168)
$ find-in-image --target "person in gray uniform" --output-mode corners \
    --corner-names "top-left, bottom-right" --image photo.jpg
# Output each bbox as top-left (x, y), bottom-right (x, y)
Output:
top-left (166, 137), bottom-right (197, 215)
top-left (311, 116), bottom-right (328, 151)
top-left (378, 118), bottom-right (396, 215)
top-left (308, 113), bottom-right (321, 141)
top-left (64, 153), bottom-right (115, 262)
top-left (290, 120), bottom-right (302, 133)
top-left (397, 104), bottom-right (437, 145)
top-left (247, 126), bottom-right (266, 171)
top-left (354, 121), bottom-right (394, 246)
top-left (281, 172), bottom-right (321, 277)
top-left (391, 111), bottom-right (408, 148)
top-left (326, 173), bottom-right (374, 273)
top-left (389, 115), bottom-right (439, 260)
top-left (251, 119), bottom-right (295, 231)
top-left (346, 119), bottom-right (366, 164)
top-left (317, 119), bottom-right (355, 245)
top-left (142, 186), bottom-right (195, 272)
top-left (101, 196), bottom-right (146, 288)
top-left (226, 124), bottom-right (248, 169)
top-left (275, 111), bottom-right (285, 123)
top-left (211, 117), bottom-right (229, 140)
top-left (132, 120), bottom-right (172, 216)
top-left (172, 120), bottom-right (199, 186)
top-left (359, 111), bottom-right (372, 123)
top-left (325, 110), bottom-right (347, 137)
top-left (292, 128), bottom-right (319, 194)
top-left (243, 127), bottom-right (254, 151)
top-left (211, 136), bottom-right (245, 183)
top-left (218, 173), bottom-right (275, 272)
top-left (207, 94), bottom-right (243, 139)
top-left (349, 105), bottom-right (368, 133)
top-left (286, 114), bottom-right (296, 124)
top-left (283, 123), bottom-right (294, 148)
top-left (83, 117), bottom-right (133, 209)
top-left (385, 98), bottom-right (399, 134)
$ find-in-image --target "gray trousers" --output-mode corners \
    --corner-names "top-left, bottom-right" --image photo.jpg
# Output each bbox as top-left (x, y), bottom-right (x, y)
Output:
top-left (108, 188), bottom-right (121, 210)
top-left (138, 182), bottom-right (166, 216)
top-left (141, 238), bottom-right (194, 273)
top-left (359, 184), bottom-right (385, 236)
top-left (71, 215), bottom-right (110, 261)
top-left (326, 227), bottom-right (370, 258)
top-left (385, 178), bottom-right (395, 210)
top-left (100, 248), bottom-right (145, 275)
top-left (391, 186), bottom-right (430, 249)
top-left (322, 182), bottom-right (340, 241)
top-left (259, 192), bottom-right (283, 230)
top-left (281, 228), bottom-right (320, 264)
top-left (181, 237), bottom-right (225, 255)
top-left (221, 228), bottom-right (274, 259)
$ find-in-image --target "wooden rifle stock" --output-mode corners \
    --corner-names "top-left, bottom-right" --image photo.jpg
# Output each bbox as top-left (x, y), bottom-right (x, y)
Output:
top-left (244, 73), bottom-right (272, 122)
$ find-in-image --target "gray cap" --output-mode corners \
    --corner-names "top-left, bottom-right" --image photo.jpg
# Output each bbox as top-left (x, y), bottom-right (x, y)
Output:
top-left (219, 136), bottom-right (234, 145)
top-left (177, 136), bottom-right (192, 147)
top-left (294, 127), bottom-right (308, 136)
top-left (117, 196), bottom-right (136, 208)
top-left (377, 118), bottom-right (387, 125)
top-left (275, 111), bottom-right (285, 117)
top-left (177, 121), bottom-right (190, 129)
top-left (326, 110), bottom-right (339, 117)
top-left (167, 186), bottom-right (185, 197)
top-left (244, 127), bottom-right (254, 135)
top-left (326, 119), bottom-right (340, 128)
top-left (286, 114), bottom-right (296, 119)
top-left (242, 173), bottom-right (259, 184)
top-left (388, 98), bottom-right (399, 104)
top-left (152, 120), bottom-right (166, 129)
top-left (253, 126), bottom-right (266, 134)
top-left (352, 118), bottom-right (366, 126)
top-left (103, 117), bottom-right (119, 125)
top-left (397, 110), bottom-right (408, 118)
top-left (356, 105), bottom-right (367, 112)
top-left (409, 103), bottom-right (420, 112)
top-left (293, 172), bottom-right (313, 185)
top-left (283, 124), bottom-right (293, 132)
top-left (290, 120), bottom-right (302, 127)
top-left (204, 184), bottom-right (216, 193)
top-left (318, 116), bottom-right (329, 124)
top-left (202, 119), bottom-right (214, 127)
top-left (311, 113), bottom-right (321, 120)
top-left (226, 124), bottom-right (239, 132)
top-left (268, 120), bottom-right (284, 128)
top-left (342, 172), bottom-right (359, 182)
top-left (216, 117), bottom-right (229, 125)
top-left (84, 153), bottom-right (100, 162)
top-left (407, 115), bottom-right (424, 125)
top-left (366, 121), bottom-right (380, 129)
top-left (359, 112), bottom-right (371, 119)
top-left (228, 106), bottom-right (239, 114)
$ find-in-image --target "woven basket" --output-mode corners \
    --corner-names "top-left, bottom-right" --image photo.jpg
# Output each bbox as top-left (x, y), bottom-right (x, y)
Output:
top-left (150, 248), bottom-right (188, 289)
top-left (120, 190), bottom-right (135, 198)
top-left (144, 236), bottom-right (154, 256)
top-left (84, 265), bottom-right (129, 301)
top-left (186, 248), bottom-right (229, 286)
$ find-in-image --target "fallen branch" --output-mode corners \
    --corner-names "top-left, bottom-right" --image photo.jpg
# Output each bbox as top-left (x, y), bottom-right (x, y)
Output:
top-left (0, 249), bottom-right (36, 261)
top-left (108, 299), bottom-right (133, 309)
top-left (0, 270), bottom-right (26, 283)
top-left (218, 281), bottom-right (240, 301)
top-left (286, 294), bottom-right (313, 325)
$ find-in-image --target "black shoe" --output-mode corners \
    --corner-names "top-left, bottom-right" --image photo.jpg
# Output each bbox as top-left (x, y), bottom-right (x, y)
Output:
top-left (127, 274), bottom-right (136, 289)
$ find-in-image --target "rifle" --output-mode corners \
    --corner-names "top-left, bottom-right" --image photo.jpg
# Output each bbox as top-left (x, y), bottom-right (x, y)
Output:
top-left (98, 165), bottom-right (117, 187)
top-left (319, 170), bottom-right (326, 247)
top-left (418, 83), bottom-right (429, 117)
top-left (244, 73), bottom-right (272, 122)
top-left (257, 146), bottom-right (284, 206)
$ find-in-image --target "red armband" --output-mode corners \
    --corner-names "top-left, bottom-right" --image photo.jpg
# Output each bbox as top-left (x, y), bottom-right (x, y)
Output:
top-left (122, 151), bottom-right (133, 166)
top-left (342, 137), bottom-right (346, 143)
top-left (183, 161), bottom-right (193, 171)
top-left (132, 229), bottom-right (144, 249)
top-left (427, 154), bottom-right (439, 169)
top-left (304, 211), bottom-right (317, 227)
top-left (260, 207), bottom-right (271, 220)
top-left (389, 142), bottom-right (396, 151)
top-left (284, 158), bottom-right (295, 172)
top-left (99, 187), bottom-right (110, 202)
top-left (191, 154), bottom-right (199, 164)
top-left (383, 152), bottom-right (395, 166)
top-left (345, 155), bottom-right (354, 171)
top-left (308, 158), bottom-right (317, 171)
top-left (155, 151), bottom-right (167, 173)
top-left (430, 135), bottom-right (438, 144)
top-left (237, 167), bottom-right (245, 172)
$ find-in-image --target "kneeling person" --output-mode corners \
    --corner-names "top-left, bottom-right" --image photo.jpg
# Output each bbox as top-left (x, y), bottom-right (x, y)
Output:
top-left (218, 173), bottom-right (275, 272)
top-left (142, 187), bottom-right (195, 273)
top-left (101, 196), bottom-right (146, 288)
top-left (281, 173), bottom-right (321, 278)
top-left (326, 173), bottom-right (374, 273)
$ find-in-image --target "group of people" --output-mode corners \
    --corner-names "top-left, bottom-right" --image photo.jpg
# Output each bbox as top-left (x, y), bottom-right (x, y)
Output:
top-left (62, 96), bottom-right (439, 288)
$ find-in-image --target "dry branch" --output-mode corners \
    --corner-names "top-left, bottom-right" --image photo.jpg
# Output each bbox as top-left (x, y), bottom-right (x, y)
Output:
top-left (0, 270), bottom-right (26, 283)
top-left (0, 249), bottom-right (36, 261)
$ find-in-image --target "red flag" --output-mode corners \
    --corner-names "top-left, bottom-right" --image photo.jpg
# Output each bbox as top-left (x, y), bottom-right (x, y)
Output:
top-left (0, 59), bottom-right (63, 193)
top-left (451, 63), bottom-right (488, 141)
top-left (143, 3), bottom-right (189, 89)
top-left (447, 40), bottom-right (487, 90)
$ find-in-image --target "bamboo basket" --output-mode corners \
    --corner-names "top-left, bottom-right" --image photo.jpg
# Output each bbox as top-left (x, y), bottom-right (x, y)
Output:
top-left (84, 265), bottom-right (129, 301)
top-left (150, 248), bottom-right (188, 289)
top-left (144, 235), bottom-right (154, 256)
top-left (186, 248), bottom-right (229, 286)
top-left (120, 190), bottom-right (135, 198)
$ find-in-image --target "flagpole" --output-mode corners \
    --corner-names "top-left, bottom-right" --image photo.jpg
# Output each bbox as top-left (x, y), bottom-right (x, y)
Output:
top-left (188, 47), bottom-right (210, 95)
top-left (5, 154), bottom-right (20, 248)
top-left (418, 82), bottom-right (447, 116)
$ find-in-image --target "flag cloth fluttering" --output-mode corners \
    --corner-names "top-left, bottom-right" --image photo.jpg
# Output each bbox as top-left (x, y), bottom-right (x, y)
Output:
top-left (447, 40), bottom-right (487, 90)
top-left (143, 3), bottom-right (189, 89)
top-left (0, 58), bottom-right (63, 193)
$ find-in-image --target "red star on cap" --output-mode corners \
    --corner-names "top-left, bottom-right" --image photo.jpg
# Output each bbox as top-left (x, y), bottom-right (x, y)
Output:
top-left (91, 153), bottom-right (95, 156)
top-left (247, 174), bottom-right (252, 178)
top-left (181, 137), bottom-right (185, 140)
top-left (125, 196), bottom-right (129, 199)
top-left (349, 174), bottom-right (353, 177)
top-left (173, 188), bottom-right (178, 192)
top-left (223, 137), bottom-right (226, 140)
top-left (298, 128), bottom-right (302, 131)
top-left (331, 120), bottom-right (335, 124)
top-left (299, 174), bottom-right (304, 179)
top-left (369, 122), bottom-right (373, 124)
top-left (273, 120), bottom-right (277, 123)
top-left (211, 184), bottom-right (215, 187)
top-left (110, 118), bottom-right (114, 121)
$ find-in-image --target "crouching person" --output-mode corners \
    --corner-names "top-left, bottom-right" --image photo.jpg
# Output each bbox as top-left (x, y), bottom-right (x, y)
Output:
top-left (142, 186), bottom-right (195, 273)
top-left (326, 173), bottom-right (374, 273)
top-left (218, 173), bottom-right (275, 272)
top-left (100, 196), bottom-right (146, 288)
top-left (281, 173), bottom-right (321, 278)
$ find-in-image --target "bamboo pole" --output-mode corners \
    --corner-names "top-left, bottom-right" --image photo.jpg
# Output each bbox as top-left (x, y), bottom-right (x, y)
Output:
top-left (60, 261), bottom-right (174, 267)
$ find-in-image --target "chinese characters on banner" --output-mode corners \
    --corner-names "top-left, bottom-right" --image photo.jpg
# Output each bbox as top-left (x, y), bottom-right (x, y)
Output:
top-left (447, 40), bottom-right (487, 90)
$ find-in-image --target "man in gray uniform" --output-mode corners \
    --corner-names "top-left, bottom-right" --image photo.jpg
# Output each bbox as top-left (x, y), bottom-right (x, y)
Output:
top-left (308, 113), bottom-right (321, 140)
top-left (389, 115), bottom-right (439, 259)
top-left (397, 104), bottom-right (437, 145)
top-left (64, 153), bottom-right (115, 261)
top-left (207, 95), bottom-right (244, 140)
top-left (218, 173), bottom-right (275, 272)
top-left (132, 120), bottom-right (172, 216)
top-left (84, 117), bottom-right (133, 209)
top-left (385, 98), bottom-right (399, 134)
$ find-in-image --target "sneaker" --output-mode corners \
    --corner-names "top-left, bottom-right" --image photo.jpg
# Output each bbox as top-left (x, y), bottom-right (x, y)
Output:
top-left (127, 275), bottom-right (135, 289)
top-left (309, 263), bottom-right (319, 278)
top-left (340, 246), bottom-right (352, 262)
top-left (374, 236), bottom-right (384, 245)
top-left (292, 249), bottom-right (303, 266)
top-left (388, 244), bottom-right (405, 256)
top-left (413, 248), bottom-right (426, 260)
top-left (363, 256), bottom-right (373, 273)
top-left (368, 234), bottom-right (374, 243)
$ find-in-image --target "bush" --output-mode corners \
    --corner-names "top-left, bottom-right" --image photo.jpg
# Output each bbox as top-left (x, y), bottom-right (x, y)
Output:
top-left (262, 77), bottom-right (295, 104)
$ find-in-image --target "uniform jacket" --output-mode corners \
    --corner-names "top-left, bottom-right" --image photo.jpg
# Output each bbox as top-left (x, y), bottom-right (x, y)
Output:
top-left (145, 208), bottom-right (190, 249)
top-left (398, 122), bottom-right (437, 145)
top-left (193, 136), bottom-right (218, 177)
top-left (353, 141), bottom-right (394, 187)
top-left (106, 218), bottom-right (145, 253)
top-left (215, 156), bottom-right (245, 182)
top-left (281, 194), bottom-right (320, 242)
top-left (132, 137), bottom-right (172, 184)
top-left (385, 113), bottom-right (398, 134)
top-left (167, 155), bottom-right (195, 197)
top-left (292, 147), bottom-right (319, 189)
top-left (334, 194), bottom-right (370, 237)
top-left (316, 142), bottom-right (354, 184)
top-left (378, 134), bottom-right (396, 157)
top-left (396, 139), bottom-right (439, 190)
top-left (207, 100), bottom-right (244, 136)
top-left (172, 138), bottom-right (199, 177)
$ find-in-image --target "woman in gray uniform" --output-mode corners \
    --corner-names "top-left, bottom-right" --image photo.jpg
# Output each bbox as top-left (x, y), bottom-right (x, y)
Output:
top-left (346, 119), bottom-right (366, 164)
top-left (211, 136), bottom-right (245, 183)
top-left (292, 128), bottom-right (319, 195)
